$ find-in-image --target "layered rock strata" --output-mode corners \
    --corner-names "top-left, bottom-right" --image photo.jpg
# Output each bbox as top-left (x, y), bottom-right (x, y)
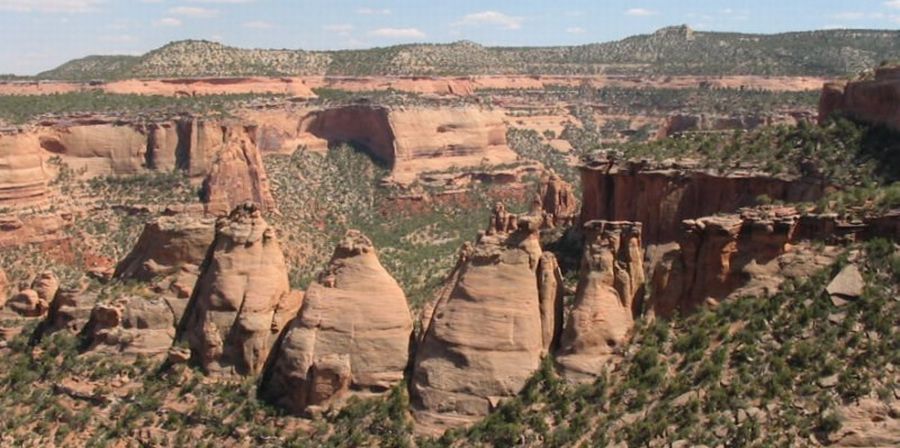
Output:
top-left (556, 221), bottom-right (645, 380)
top-left (411, 205), bottom-right (563, 434)
top-left (261, 230), bottom-right (412, 415)
top-left (580, 156), bottom-right (826, 244)
top-left (819, 65), bottom-right (900, 131)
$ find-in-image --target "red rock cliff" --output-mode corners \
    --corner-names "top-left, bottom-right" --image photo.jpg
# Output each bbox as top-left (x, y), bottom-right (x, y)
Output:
top-left (818, 66), bottom-right (900, 130)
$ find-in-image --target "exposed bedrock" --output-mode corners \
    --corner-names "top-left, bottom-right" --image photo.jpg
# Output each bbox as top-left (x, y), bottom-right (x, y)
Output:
top-left (410, 204), bottom-right (563, 435)
top-left (819, 66), bottom-right (900, 130)
top-left (647, 205), bottom-right (899, 318)
top-left (556, 220), bottom-right (645, 381)
top-left (180, 203), bottom-right (300, 375)
top-left (260, 230), bottom-right (413, 415)
top-left (580, 157), bottom-right (826, 244)
top-left (0, 117), bottom-right (276, 214)
top-left (79, 214), bottom-right (216, 356)
top-left (290, 104), bottom-right (517, 185)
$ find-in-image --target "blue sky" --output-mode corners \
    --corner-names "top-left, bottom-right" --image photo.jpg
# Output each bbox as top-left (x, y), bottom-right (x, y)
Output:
top-left (0, 0), bottom-right (898, 74)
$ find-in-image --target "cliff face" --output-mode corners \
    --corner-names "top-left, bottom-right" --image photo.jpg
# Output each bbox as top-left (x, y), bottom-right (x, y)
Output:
top-left (411, 205), bottom-right (562, 434)
top-left (261, 230), bottom-right (413, 415)
top-left (295, 105), bottom-right (517, 185)
top-left (580, 158), bottom-right (825, 244)
top-left (0, 131), bottom-right (52, 208)
top-left (0, 117), bottom-right (276, 215)
top-left (819, 66), bottom-right (900, 130)
top-left (556, 221), bottom-right (644, 381)
top-left (181, 203), bottom-right (299, 375)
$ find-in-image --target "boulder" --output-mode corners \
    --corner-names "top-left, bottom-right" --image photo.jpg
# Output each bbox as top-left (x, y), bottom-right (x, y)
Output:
top-left (82, 295), bottom-right (177, 357)
top-left (556, 221), bottom-right (645, 381)
top-left (6, 289), bottom-right (47, 317)
top-left (826, 264), bottom-right (865, 299)
top-left (261, 230), bottom-right (412, 414)
top-left (181, 202), bottom-right (299, 375)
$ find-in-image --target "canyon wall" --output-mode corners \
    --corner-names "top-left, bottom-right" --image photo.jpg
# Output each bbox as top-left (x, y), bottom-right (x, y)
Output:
top-left (244, 104), bottom-right (518, 186)
top-left (0, 117), bottom-right (276, 214)
top-left (580, 157), bottom-right (826, 244)
top-left (819, 66), bottom-right (900, 130)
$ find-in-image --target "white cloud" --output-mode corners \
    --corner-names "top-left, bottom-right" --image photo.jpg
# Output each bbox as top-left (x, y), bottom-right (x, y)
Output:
top-left (356, 7), bottom-right (390, 15)
top-left (831, 12), bottom-right (865, 20)
top-left (154, 17), bottom-right (182, 27)
top-left (455, 11), bottom-right (523, 30)
top-left (885, 0), bottom-right (900, 9)
top-left (625, 8), bottom-right (657, 17)
top-left (0, 0), bottom-right (104, 13)
top-left (369, 27), bottom-right (425, 39)
top-left (187, 0), bottom-right (255, 3)
top-left (566, 27), bottom-right (585, 34)
top-left (242, 20), bottom-right (273, 29)
top-left (168, 6), bottom-right (218, 18)
top-left (324, 24), bottom-right (354, 35)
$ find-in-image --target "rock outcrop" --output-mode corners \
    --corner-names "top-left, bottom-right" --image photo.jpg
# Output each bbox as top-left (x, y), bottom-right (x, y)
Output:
top-left (0, 131), bottom-right (51, 208)
top-left (261, 230), bottom-right (412, 415)
top-left (300, 105), bottom-right (517, 185)
top-left (411, 205), bottom-right (562, 434)
top-left (79, 214), bottom-right (217, 356)
top-left (819, 66), bottom-right (900, 131)
top-left (580, 156), bottom-right (826, 244)
top-left (658, 112), bottom-right (811, 137)
top-left (200, 124), bottom-right (277, 215)
top-left (556, 221), bottom-right (644, 380)
top-left (1, 117), bottom-right (276, 214)
top-left (4, 271), bottom-right (59, 317)
top-left (536, 172), bottom-right (579, 227)
top-left (82, 295), bottom-right (177, 357)
top-left (181, 203), bottom-right (299, 375)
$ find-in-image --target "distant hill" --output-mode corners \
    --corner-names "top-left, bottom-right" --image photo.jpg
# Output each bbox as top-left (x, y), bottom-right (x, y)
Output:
top-left (36, 26), bottom-right (900, 80)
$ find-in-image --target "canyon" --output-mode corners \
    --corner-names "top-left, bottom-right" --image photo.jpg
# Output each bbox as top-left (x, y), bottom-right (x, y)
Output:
top-left (0, 59), bottom-right (897, 445)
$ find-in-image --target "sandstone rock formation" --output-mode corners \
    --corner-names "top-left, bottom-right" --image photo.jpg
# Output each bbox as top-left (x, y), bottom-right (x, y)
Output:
top-left (82, 295), bottom-right (177, 357)
top-left (648, 208), bottom-right (798, 316)
top-left (300, 105), bottom-right (517, 185)
top-left (200, 124), bottom-right (277, 215)
top-left (411, 206), bottom-right (561, 434)
top-left (38, 279), bottom-right (98, 336)
top-left (580, 156), bottom-right (825, 243)
top-left (819, 65), bottom-right (900, 131)
top-left (78, 214), bottom-right (218, 356)
top-left (261, 230), bottom-right (412, 415)
top-left (536, 172), bottom-right (579, 227)
top-left (0, 268), bottom-right (7, 304)
top-left (181, 203), bottom-right (299, 375)
top-left (657, 112), bottom-right (811, 137)
top-left (0, 130), bottom-right (51, 208)
top-left (4, 271), bottom-right (59, 317)
top-left (556, 221), bottom-right (644, 380)
top-left (1, 117), bottom-right (276, 215)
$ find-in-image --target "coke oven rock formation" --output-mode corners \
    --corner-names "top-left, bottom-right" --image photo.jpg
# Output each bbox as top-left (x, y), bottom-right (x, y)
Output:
top-left (180, 203), bottom-right (300, 375)
top-left (579, 155), bottom-right (826, 244)
top-left (410, 204), bottom-right (563, 434)
top-left (556, 221), bottom-right (645, 381)
top-left (819, 65), bottom-right (900, 131)
top-left (260, 230), bottom-right (413, 415)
